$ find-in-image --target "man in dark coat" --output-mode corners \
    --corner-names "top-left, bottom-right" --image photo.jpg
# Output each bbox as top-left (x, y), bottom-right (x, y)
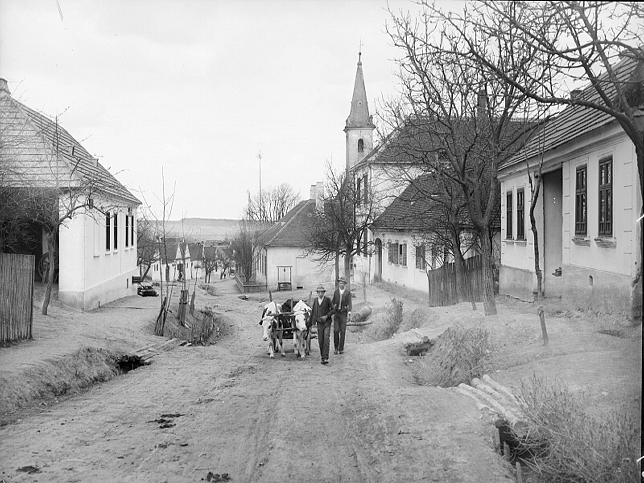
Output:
top-left (331, 277), bottom-right (352, 354)
top-left (310, 284), bottom-right (334, 364)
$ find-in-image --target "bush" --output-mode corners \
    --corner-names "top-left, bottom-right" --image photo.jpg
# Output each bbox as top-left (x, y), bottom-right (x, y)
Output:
top-left (518, 376), bottom-right (640, 483)
top-left (364, 298), bottom-right (404, 341)
top-left (414, 325), bottom-right (491, 387)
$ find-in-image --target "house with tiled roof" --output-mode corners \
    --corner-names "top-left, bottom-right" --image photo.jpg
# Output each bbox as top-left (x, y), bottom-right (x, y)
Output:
top-left (150, 238), bottom-right (191, 283)
top-left (370, 175), bottom-right (480, 295)
top-left (498, 53), bottom-right (642, 317)
top-left (254, 183), bottom-right (334, 291)
top-left (0, 78), bottom-right (141, 310)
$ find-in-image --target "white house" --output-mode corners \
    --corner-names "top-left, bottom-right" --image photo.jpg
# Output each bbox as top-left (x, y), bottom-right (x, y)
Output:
top-left (498, 54), bottom-right (642, 317)
top-left (0, 78), bottom-right (141, 310)
top-left (370, 175), bottom-right (481, 296)
top-left (254, 183), bottom-right (334, 292)
top-left (149, 238), bottom-right (191, 283)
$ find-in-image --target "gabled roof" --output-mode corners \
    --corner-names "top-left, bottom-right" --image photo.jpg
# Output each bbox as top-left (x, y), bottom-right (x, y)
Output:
top-left (371, 175), bottom-right (445, 231)
top-left (188, 242), bottom-right (203, 262)
top-left (257, 199), bottom-right (316, 248)
top-left (0, 81), bottom-right (140, 205)
top-left (503, 52), bottom-right (643, 169)
top-left (158, 238), bottom-right (189, 264)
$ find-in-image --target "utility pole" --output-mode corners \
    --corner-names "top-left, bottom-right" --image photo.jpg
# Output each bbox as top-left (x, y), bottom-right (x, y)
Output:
top-left (256, 151), bottom-right (263, 220)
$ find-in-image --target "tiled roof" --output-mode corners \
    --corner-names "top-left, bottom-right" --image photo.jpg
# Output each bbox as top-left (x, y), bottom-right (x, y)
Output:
top-left (188, 243), bottom-right (203, 261)
top-left (257, 199), bottom-right (316, 248)
top-left (372, 175), bottom-right (445, 231)
top-left (503, 52), bottom-right (642, 169)
top-left (0, 91), bottom-right (140, 205)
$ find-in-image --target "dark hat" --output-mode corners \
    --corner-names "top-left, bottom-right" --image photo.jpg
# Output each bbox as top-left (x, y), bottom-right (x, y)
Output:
top-left (337, 277), bottom-right (347, 284)
top-left (316, 285), bottom-right (326, 292)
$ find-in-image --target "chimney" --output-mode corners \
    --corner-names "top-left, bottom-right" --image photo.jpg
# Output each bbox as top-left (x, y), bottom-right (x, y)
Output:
top-left (570, 89), bottom-right (582, 101)
top-left (316, 181), bottom-right (324, 212)
top-left (477, 88), bottom-right (487, 117)
top-left (0, 78), bottom-right (11, 98)
top-left (310, 184), bottom-right (317, 200)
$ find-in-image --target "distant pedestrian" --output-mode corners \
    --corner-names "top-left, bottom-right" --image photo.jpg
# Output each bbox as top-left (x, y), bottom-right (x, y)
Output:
top-left (331, 277), bottom-right (351, 354)
top-left (310, 285), bottom-right (333, 365)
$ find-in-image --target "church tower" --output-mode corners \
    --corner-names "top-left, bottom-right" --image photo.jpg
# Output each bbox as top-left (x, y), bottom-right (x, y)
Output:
top-left (344, 51), bottom-right (375, 172)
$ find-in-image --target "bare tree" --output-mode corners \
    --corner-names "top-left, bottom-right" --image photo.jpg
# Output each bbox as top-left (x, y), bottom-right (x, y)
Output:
top-left (385, 7), bottom-right (545, 315)
top-left (202, 246), bottom-right (217, 283)
top-left (431, 0), bottom-right (644, 314)
top-left (306, 161), bottom-right (379, 290)
top-left (229, 220), bottom-right (259, 283)
top-left (136, 217), bottom-right (157, 279)
top-left (245, 183), bottom-right (300, 223)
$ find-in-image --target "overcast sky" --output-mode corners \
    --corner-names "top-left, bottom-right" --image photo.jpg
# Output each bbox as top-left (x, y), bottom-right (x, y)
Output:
top-left (0, 0), bottom-right (432, 220)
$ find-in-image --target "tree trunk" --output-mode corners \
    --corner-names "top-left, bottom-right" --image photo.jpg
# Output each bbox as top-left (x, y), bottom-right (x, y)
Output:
top-left (479, 227), bottom-right (497, 316)
top-left (452, 234), bottom-right (467, 303)
top-left (41, 230), bottom-right (57, 315)
top-left (529, 173), bottom-right (543, 301)
top-left (344, 247), bottom-right (352, 292)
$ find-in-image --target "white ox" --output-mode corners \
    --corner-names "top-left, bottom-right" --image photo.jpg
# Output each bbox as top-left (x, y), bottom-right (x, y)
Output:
top-left (291, 300), bottom-right (311, 359)
top-left (259, 301), bottom-right (285, 358)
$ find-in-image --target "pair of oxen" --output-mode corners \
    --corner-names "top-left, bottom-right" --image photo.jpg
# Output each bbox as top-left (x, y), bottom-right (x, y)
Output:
top-left (259, 300), bottom-right (314, 359)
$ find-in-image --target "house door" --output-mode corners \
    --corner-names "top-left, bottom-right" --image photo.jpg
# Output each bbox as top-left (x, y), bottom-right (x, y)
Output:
top-left (542, 169), bottom-right (563, 297)
top-left (374, 238), bottom-right (382, 282)
top-left (277, 266), bottom-right (292, 290)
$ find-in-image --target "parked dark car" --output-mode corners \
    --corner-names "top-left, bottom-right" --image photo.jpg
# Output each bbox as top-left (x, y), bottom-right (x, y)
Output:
top-left (137, 282), bottom-right (158, 297)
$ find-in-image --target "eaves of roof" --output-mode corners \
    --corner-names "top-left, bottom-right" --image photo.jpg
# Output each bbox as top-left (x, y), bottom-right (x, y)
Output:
top-left (502, 53), bottom-right (641, 170)
top-left (2, 95), bottom-right (140, 205)
top-left (257, 200), bottom-right (316, 248)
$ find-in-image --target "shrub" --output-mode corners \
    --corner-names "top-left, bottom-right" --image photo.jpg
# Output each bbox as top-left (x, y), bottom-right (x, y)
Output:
top-left (414, 325), bottom-right (491, 387)
top-left (364, 298), bottom-right (404, 341)
top-left (518, 375), bottom-right (640, 483)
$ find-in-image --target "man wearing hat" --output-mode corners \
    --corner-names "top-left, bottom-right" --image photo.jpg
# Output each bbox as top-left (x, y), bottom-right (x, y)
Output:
top-left (331, 277), bottom-right (352, 354)
top-left (310, 284), bottom-right (334, 364)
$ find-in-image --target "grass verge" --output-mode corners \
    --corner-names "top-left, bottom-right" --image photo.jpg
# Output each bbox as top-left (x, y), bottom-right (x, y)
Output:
top-left (413, 325), bottom-right (491, 387)
top-left (364, 298), bottom-right (404, 341)
top-left (0, 347), bottom-right (125, 421)
top-left (518, 375), bottom-right (640, 483)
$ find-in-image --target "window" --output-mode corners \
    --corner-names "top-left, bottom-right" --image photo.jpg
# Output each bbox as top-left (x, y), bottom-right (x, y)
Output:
top-left (516, 188), bottom-right (525, 240)
top-left (356, 178), bottom-right (362, 206)
top-left (125, 215), bottom-right (130, 247)
top-left (575, 165), bottom-right (587, 235)
top-left (130, 216), bottom-right (135, 248)
top-left (415, 245), bottom-right (425, 270)
top-left (400, 243), bottom-right (407, 267)
top-left (358, 138), bottom-right (364, 153)
top-left (363, 174), bottom-right (368, 204)
top-left (506, 191), bottom-right (513, 239)
top-left (598, 157), bottom-right (612, 236)
top-left (105, 212), bottom-right (111, 251)
top-left (388, 242), bottom-right (399, 264)
top-left (113, 213), bottom-right (118, 250)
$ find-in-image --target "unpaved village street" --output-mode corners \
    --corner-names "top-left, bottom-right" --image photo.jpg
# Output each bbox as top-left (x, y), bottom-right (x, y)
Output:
top-left (0, 283), bottom-right (511, 483)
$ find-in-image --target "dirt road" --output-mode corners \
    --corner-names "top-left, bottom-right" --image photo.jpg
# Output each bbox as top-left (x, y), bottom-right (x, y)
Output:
top-left (0, 284), bottom-right (511, 483)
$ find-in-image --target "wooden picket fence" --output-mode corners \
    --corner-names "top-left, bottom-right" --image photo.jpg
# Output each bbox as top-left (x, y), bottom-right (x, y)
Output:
top-left (0, 253), bottom-right (35, 343)
top-left (426, 256), bottom-right (484, 307)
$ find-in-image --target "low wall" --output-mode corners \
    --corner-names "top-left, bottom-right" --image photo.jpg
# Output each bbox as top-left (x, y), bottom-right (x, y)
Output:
top-left (499, 265), bottom-right (536, 301)
top-left (562, 264), bottom-right (633, 317)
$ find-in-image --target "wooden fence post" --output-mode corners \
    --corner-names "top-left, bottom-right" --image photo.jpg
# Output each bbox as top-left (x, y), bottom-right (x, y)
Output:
top-left (537, 306), bottom-right (549, 346)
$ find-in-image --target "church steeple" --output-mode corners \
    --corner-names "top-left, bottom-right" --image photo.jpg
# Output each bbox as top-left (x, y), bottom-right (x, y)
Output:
top-left (344, 51), bottom-right (375, 171)
top-left (345, 50), bottom-right (375, 131)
